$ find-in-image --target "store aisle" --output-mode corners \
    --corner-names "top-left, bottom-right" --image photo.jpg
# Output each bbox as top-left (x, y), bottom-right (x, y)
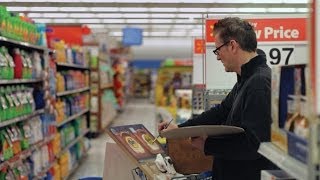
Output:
top-left (70, 98), bottom-right (157, 179)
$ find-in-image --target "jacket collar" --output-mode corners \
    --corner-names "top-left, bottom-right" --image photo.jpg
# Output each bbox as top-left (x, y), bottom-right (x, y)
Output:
top-left (237, 55), bottom-right (266, 82)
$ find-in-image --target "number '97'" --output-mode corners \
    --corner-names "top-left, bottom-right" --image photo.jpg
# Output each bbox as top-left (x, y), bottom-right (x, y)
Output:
top-left (269, 48), bottom-right (294, 65)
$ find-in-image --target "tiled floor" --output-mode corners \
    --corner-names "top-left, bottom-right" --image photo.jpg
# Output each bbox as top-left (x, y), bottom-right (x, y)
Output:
top-left (70, 98), bottom-right (157, 179)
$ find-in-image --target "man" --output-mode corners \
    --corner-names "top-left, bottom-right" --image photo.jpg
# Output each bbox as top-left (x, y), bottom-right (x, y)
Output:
top-left (158, 17), bottom-right (275, 180)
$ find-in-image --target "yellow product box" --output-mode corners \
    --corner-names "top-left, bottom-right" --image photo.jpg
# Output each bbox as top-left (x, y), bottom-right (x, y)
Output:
top-left (271, 127), bottom-right (288, 153)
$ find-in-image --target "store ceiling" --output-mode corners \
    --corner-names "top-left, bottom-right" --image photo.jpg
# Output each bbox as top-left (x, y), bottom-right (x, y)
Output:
top-left (2, 0), bottom-right (309, 37)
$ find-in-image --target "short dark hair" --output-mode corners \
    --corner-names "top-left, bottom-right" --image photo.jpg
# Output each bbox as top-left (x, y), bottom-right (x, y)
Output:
top-left (214, 17), bottom-right (257, 52)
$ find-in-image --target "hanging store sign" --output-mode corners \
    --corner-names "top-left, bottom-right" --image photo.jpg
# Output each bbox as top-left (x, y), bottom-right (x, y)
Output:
top-left (194, 39), bottom-right (206, 54)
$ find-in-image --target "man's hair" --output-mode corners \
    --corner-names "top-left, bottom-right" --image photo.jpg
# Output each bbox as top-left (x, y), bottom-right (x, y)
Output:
top-left (214, 17), bottom-right (257, 52)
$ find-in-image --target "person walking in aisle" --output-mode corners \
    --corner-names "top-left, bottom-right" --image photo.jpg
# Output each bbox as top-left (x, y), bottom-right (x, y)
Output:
top-left (158, 17), bottom-right (276, 180)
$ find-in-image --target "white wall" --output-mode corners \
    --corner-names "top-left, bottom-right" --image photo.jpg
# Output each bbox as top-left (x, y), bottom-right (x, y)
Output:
top-left (131, 37), bottom-right (193, 60)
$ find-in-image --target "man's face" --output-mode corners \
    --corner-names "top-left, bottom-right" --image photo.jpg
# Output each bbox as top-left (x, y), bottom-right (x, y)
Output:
top-left (214, 34), bottom-right (234, 72)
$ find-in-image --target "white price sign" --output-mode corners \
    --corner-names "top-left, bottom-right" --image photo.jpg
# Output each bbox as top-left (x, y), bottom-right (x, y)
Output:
top-left (258, 44), bottom-right (308, 66)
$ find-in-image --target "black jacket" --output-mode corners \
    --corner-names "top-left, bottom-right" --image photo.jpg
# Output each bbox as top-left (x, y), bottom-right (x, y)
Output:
top-left (179, 55), bottom-right (275, 180)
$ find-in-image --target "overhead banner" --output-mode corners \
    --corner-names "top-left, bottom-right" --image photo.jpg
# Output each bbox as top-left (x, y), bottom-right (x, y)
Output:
top-left (205, 18), bottom-right (307, 43)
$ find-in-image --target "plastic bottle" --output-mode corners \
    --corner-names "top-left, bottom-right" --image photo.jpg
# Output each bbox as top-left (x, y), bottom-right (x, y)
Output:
top-left (5, 86), bottom-right (15, 120)
top-left (0, 87), bottom-right (8, 121)
top-left (0, 47), bottom-right (12, 79)
top-left (0, 47), bottom-right (8, 79)
top-left (13, 48), bottom-right (23, 79)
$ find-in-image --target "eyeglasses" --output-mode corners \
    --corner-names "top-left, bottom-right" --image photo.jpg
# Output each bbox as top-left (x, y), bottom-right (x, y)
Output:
top-left (213, 41), bottom-right (230, 55)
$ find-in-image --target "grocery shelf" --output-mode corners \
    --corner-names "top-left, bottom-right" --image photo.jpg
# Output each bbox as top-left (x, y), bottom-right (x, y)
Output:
top-left (55, 108), bottom-right (89, 127)
top-left (57, 129), bottom-right (89, 158)
top-left (100, 83), bottom-right (114, 90)
top-left (56, 87), bottom-right (90, 97)
top-left (0, 78), bottom-right (43, 85)
top-left (258, 142), bottom-right (308, 180)
top-left (56, 62), bottom-right (90, 70)
top-left (0, 109), bottom-right (45, 129)
top-left (0, 36), bottom-right (47, 51)
top-left (0, 134), bottom-right (55, 170)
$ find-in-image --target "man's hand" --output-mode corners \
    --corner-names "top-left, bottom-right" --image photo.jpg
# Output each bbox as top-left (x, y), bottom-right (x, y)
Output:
top-left (190, 136), bottom-right (207, 152)
top-left (158, 120), bottom-right (178, 132)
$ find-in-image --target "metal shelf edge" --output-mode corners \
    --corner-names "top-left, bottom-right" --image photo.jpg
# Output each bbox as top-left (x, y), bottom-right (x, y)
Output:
top-left (56, 87), bottom-right (90, 97)
top-left (0, 36), bottom-right (47, 51)
top-left (56, 62), bottom-right (90, 70)
top-left (258, 142), bottom-right (308, 180)
top-left (0, 109), bottom-right (45, 128)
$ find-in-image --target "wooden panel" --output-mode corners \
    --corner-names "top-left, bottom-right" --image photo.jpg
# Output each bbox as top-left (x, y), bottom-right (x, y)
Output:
top-left (167, 138), bottom-right (213, 174)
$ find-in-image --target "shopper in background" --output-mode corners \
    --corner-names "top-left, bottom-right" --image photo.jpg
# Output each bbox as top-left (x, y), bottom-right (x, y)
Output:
top-left (158, 17), bottom-right (276, 180)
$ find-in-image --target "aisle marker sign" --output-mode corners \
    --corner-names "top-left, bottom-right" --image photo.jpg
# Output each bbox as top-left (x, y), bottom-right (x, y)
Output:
top-left (194, 39), bottom-right (206, 54)
top-left (205, 18), bottom-right (307, 42)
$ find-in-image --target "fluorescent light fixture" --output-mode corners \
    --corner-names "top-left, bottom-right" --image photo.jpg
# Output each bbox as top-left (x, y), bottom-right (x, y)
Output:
top-left (69, 13), bottom-right (96, 18)
top-left (297, 8), bottom-right (309, 12)
top-left (110, 32), bottom-right (122, 36)
top-left (238, 8), bottom-right (267, 13)
top-left (43, 13), bottom-right (69, 18)
top-left (251, 0), bottom-right (283, 3)
top-left (189, 31), bottom-right (203, 36)
top-left (90, 7), bottom-right (120, 12)
top-left (27, 13), bottom-right (42, 18)
top-left (194, 25), bottom-right (204, 29)
top-left (208, 8), bottom-right (238, 13)
top-left (32, 19), bottom-right (52, 23)
top-left (143, 32), bottom-right (150, 36)
top-left (78, 19), bottom-right (101, 23)
top-left (60, 7), bottom-right (88, 12)
top-left (169, 31), bottom-right (187, 36)
top-left (179, 8), bottom-right (208, 13)
top-left (119, 8), bottom-right (149, 12)
top-left (29, 7), bottom-right (60, 12)
top-left (103, 19), bottom-right (125, 23)
top-left (174, 19), bottom-right (197, 23)
top-left (151, 14), bottom-right (176, 18)
top-left (149, 8), bottom-right (178, 12)
top-left (6, 7), bottom-right (28, 11)
top-left (177, 14), bottom-right (202, 18)
top-left (122, 14), bottom-right (150, 18)
top-left (126, 19), bottom-right (149, 23)
top-left (267, 8), bottom-right (296, 12)
top-left (87, 24), bottom-right (106, 28)
top-left (173, 24), bottom-right (193, 29)
top-left (96, 14), bottom-right (123, 18)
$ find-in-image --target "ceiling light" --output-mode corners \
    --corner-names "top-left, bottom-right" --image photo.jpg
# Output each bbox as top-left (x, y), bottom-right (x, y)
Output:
top-left (177, 14), bottom-right (202, 18)
top-left (149, 8), bottom-right (178, 12)
top-left (87, 24), bottom-right (106, 28)
top-left (6, 7), bottom-right (28, 11)
top-left (110, 32), bottom-right (122, 36)
top-left (30, 7), bottom-right (60, 12)
top-left (60, 7), bottom-right (88, 12)
top-left (69, 13), bottom-right (96, 18)
top-left (43, 13), bottom-right (69, 18)
top-left (179, 8), bottom-right (208, 13)
top-left (119, 8), bottom-right (149, 12)
top-left (152, 25), bottom-right (173, 29)
top-left (90, 7), bottom-right (120, 12)
top-left (151, 32), bottom-right (168, 36)
top-left (26, 13), bottom-right (42, 18)
top-left (170, 31), bottom-right (187, 36)
top-left (151, 14), bottom-right (176, 18)
top-left (267, 8), bottom-right (296, 12)
top-left (151, 19), bottom-right (173, 23)
top-left (96, 14), bottom-right (123, 18)
top-left (297, 8), bottom-right (309, 12)
top-left (238, 8), bottom-right (267, 13)
top-left (208, 8), bottom-right (238, 13)
top-left (53, 19), bottom-right (76, 23)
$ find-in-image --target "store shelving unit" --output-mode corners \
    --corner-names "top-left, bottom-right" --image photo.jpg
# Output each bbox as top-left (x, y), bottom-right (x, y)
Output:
top-left (0, 35), bottom-right (57, 178)
top-left (258, 143), bottom-right (308, 179)
top-left (88, 48), bottom-right (117, 137)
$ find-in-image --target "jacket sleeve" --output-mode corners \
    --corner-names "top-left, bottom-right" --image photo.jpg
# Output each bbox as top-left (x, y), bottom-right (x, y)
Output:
top-left (178, 84), bottom-right (237, 128)
top-left (204, 87), bottom-right (271, 159)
